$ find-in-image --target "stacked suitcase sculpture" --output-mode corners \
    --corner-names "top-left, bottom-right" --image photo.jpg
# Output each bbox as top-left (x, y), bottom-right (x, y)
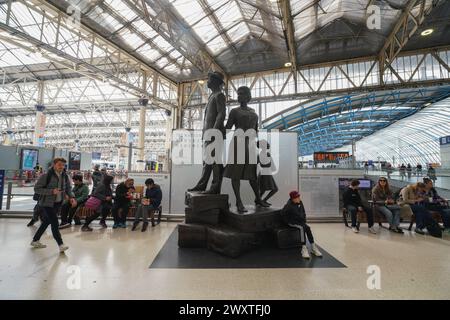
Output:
top-left (178, 191), bottom-right (302, 258)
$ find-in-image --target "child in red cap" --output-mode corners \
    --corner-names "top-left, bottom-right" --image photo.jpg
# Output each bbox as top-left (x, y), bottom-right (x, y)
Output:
top-left (281, 190), bottom-right (322, 259)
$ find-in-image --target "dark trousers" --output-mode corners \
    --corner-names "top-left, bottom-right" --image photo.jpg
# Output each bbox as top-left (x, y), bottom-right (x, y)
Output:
top-left (410, 204), bottom-right (432, 229)
top-left (32, 203), bottom-right (63, 245)
top-left (435, 208), bottom-right (450, 228)
top-left (32, 204), bottom-right (41, 221)
top-left (288, 223), bottom-right (314, 245)
top-left (84, 205), bottom-right (110, 226)
top-left (60, 202), bottom-right (81, 225)
top-left (346, 205), bottom-right (374, 228)
top-left (112, 203), bottom-right (130, 224)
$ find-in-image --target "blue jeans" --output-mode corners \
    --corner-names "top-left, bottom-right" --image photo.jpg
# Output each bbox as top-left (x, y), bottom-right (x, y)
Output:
top-left (410, 204), bottom-right (432, 229)
top-left (346, 205), bottom-right (374, 228)
top-left (376, 205), bottom-right (400, 228)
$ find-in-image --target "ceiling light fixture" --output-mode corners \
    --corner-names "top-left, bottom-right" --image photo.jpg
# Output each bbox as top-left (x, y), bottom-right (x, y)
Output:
top-left (284, 62), bottom-right (292, 67)
top-left (421, 28), bottom-right (433, 36)
top-left (198, 80), bottom-right (205, 84)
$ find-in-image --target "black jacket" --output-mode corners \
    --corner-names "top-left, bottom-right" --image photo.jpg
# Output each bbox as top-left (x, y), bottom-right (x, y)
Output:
top-left (343, 187), bottom-right (363, 207)
top-left (145, 184), bottom-right (162, 208)
top-left (114, 182), bottom-right (133, 205)
top-left (281, 199), bottom-right (306, 225)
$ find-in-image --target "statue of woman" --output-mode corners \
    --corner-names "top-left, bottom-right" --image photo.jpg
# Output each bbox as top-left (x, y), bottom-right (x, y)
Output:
top-left (223, 86), bottom-right (269, 212)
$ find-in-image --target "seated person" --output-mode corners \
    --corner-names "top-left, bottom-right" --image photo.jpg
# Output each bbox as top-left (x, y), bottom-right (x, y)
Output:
top-left (343, 179), bottom-right (376, 234)
top-left (423, 177), bottom-right (450, 234)
top-left (398, 182), bottom-right (432, 235)
top-left (371, 177), bottom-right (403, 233)
top-left (59, 174), bottom-right (89, 228)
top-left (111, 178), bottom-right (135, 229)
top-left (281, 191), bottom-right (322, 259)
top-left (132, 179), bottom-right (162, 231)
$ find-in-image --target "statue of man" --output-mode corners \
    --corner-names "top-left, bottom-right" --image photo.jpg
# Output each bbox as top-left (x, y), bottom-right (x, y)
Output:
top-left (223, 86), bottom-right (269, 212)
top-left (188, 71), bottom-right (226, 194)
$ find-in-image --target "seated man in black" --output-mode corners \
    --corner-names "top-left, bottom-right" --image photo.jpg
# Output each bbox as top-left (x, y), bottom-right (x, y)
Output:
top-left (132, 178), bottom-right (163, 231)
top-left (112, 178), bottom-right (135, 228)
top-left (343, 179), bottom-right (375, 234)
top-left (281, 191), bottom-right (322, 259)
top-left (59, 174), bottom-right (89, 228)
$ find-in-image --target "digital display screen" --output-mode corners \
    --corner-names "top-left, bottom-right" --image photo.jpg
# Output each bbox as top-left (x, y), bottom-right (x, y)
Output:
top-left (338, 178), bottom-right (372, 189)
top-left (68, 152), bottom-right (81, 171)
top-left (20, 149), bottom-right (39, 170)
top-left (313, 152), bottom-right (350, 162)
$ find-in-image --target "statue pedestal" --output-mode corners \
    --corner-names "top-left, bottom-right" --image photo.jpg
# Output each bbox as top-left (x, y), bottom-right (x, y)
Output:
top-left (179, 192), bottom-right (287, 258)
top-left (184, 191), bottom-right (229, 226)
top-left (223, 205), bottom-right (283, 233)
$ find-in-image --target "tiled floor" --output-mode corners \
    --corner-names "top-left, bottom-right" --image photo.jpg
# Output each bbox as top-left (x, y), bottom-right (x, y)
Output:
top-left (0, 218), bottom-right (449, 300)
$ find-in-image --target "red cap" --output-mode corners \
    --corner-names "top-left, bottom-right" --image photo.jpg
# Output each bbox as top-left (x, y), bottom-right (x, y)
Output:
top-left (289, 190), bottom-right (300, 199)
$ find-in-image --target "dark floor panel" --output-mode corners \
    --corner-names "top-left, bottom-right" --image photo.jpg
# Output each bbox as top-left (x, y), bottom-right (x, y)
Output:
top-left (150, 228), bottom-right (346, 269)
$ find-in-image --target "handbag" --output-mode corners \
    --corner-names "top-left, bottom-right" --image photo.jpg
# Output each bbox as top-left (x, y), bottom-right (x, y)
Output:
top-left (84, 196), bottom-right (102, 210)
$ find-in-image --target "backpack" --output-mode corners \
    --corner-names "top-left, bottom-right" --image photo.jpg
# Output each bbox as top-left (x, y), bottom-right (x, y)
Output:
top-left (426, 219), bottom-right (442, 238)
top-left (32, 170), bottom-right (68, 201)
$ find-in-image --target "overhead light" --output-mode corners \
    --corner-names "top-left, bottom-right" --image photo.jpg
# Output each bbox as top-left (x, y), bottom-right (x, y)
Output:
top-left (198, 80), bottom-right (205, 84)
top-left (421, 29), bottom-right (433, 36)
top-left (424, 102), bottom-right (432, 107)
top-left (284, 62), bottom-right (292, 67)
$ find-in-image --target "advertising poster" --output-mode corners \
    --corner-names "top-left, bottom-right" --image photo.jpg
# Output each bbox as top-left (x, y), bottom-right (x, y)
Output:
top-left (20, 149), bottom-right (39, 170)
top-left (69, 151), bottom-right (81, 171)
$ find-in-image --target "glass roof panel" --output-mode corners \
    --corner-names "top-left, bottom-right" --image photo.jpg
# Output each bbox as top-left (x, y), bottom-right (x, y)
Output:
top-left (118, 28), bottom-right (145, 49)
top-left (206, 33), bottom-right (228, 55)
top-left (191, 17), bottom-right (219, 43)
top-left (214, 1), bottom-right (243, 30)
top-left (227, 21), bottom-right (251, 43)
top-left (171, 0), bottom-right (207, 25)
top-left (136, 44), bottom-right (162, 62)
top-left (104, 0), bottom-right (138, 21)
top-left (132, 20), bottom-right (159, 39)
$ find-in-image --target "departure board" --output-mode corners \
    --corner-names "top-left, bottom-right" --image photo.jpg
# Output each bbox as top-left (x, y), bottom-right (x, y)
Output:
top-left (313, 152), bottom-right (349, 162)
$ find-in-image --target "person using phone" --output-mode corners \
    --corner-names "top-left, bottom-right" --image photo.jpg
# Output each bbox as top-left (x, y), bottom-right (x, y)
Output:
top-left (372, 177), bottom-right (403, 233)
top-left (30, 158), bottom-right (73, 253)
top-left (132, 178), bottom-right (162, 231)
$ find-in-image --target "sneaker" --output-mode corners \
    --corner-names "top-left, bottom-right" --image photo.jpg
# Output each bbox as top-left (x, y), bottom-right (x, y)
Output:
top-left (414, 228), bottom-right (425, 235)
top-left (369, 227), bottom-right (377, 234)
top-left (301, 245), bottom-right (310, 259)
top-left (131, 222), bottom-right (139, 231)
top-left (27, 219), bottom-right (36, 227)
top-left (30, 241), bottom-right (46, 249)
top-left (81, 225), bottom-right (93, 232)
top-left (395, 227), bottom-right (404, 234)
top-left (311, 243), bottom-right (322, 257)
top-left (352, 227), bottom-right (359, 233)
top-left (141, 222), bottom-right (148, 232)
top-left (59, 223), bottom-right (71, 229)
top-left (59, 244), bottom-right (69, 253)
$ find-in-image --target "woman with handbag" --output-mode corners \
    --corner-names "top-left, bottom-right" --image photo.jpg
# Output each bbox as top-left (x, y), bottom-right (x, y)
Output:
top-left (82, 175), bottom-right (114, 231)
top-left (372, 177), bottom-right (404, 233)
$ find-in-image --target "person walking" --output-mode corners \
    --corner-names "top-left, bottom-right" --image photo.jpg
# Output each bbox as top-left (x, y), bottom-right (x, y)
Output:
top-left (30, 158), bottom-right (73, 253)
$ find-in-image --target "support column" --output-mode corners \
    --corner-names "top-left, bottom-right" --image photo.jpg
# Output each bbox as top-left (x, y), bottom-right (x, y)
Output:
top-left (138, 97), bottom-right (148, 171)
top-left (33, 81), bottom-right (45, 147)
top-left (164, 107), bottom-right (173, 172)
top-left (125, 110), bottom-right (132, 172)
top-left (351, 139), bottom-right (356, 169)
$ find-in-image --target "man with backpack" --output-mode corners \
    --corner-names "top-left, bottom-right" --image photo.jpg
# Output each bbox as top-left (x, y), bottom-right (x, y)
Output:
top-left (30, 158), bottom-right (74, 252)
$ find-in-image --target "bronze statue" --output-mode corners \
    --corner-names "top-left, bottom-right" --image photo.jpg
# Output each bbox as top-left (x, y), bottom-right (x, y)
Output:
top-left (223, 86), bottom-right (269, 212)
top-left (257, 140), bottom-right (278, 206)
top-left (188, 71), bottom-right (226, 194)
